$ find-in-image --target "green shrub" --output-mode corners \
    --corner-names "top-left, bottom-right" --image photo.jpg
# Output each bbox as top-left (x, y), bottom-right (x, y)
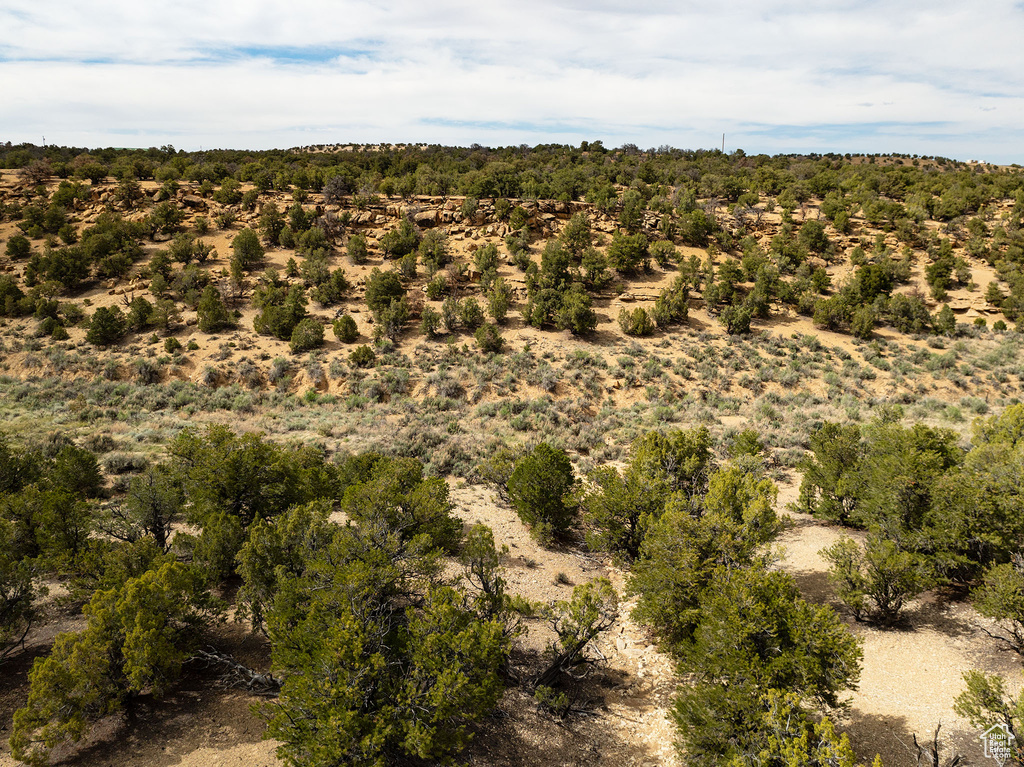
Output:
top-left (212, 178), bottom-right (242, 205)
top-left (297, 226), bottom-right (328, 257)
top-left (509, 206), bottom-right (530, 231)
top-left (240, 189), bottom-right (259, 211)
top-left (333, 314), bottom-right (358, 342)
top-left (0, 525), bottom-right (34, 659)
top-left (652, 278), bottom-right (690, 327)
top-left (196, 286), bottom-right (234, 333)
top-left (670, 566), bottom-right (862, 765)
top-left (729, 430), bottom-right (765, 459)
top-left (342, 456), bottom-right (462, 551)
top-left (168, 233), bottom-right (214, 265)
top-left (507, 443), bottom-right (576, 544)
top-left (619, 307), bottom-right (654, 337)
top-left (796, 422), bottom-right (863, 522)
top-left (379, 220), bottom-right (420, 258)
top-left (290, 318), bottom-right (325, 353)
top-left (507, 231), bottom-right (530, 260)
top-left (719, 304), bottom-right (752, 335)
top-left (258, 202), bottom-right (285, 245)
top-left (428, 297), bottom-right (455, 335)
top-left (822, 534), bottom-right (933, 624)
top-left (347, 233), bottom-right (368, 264)
top-left (460, 197), bottom-right (479, 220)
top-left (308, 269), bottom-right (350, 307)
top-left (86, 306), bottom-right (127, 346)
top-left (534, 577), bottom-right (618, 702)
top-left (418, 230), bottom-right (449, 274)
top-left (932, 303), bottom-right (956, 336)
top-left (0, 276), bottom-right (28, 317)
top-left (9, 563), bottom-right (218, 765)
top-left (425, 274), bottom-right (448, 300)
top-left (487, 277), bottom-right (512, 323)
top-left (261, 520), bottom-right (510, 767)
top-left (5, 234), bottom-right (30, 260)
top-left (955, 670), bottom-right (1024, 764)
top-left (474, 323), bottom-right (504, 353)
top-left (420, 306), bottom-right (443, 338)
top-left (148, 201), bottom-right (184, 235)
top-left (798, 219), bottom-right (830, 254)
top-left (399, 252), bottom-right (417, 279)
top-left (851, 305), bottom-right (875, 340)
top-left (555, 286), bottom-right (597, 335)
top-left (650, 239), bottom-right (677, 268)
top-left (607, 232), bottom-right (649, 273)
top-left (968, 560), bottom-right (1024, 656)
top-left (349, 344), bottom-right (376, 368)
top-left (39, 316), bottom-right (58, 336)
top-left (473, 243), bottom-right (500, 285)
top-left (458, 297), bottom-right (485, 330)
top-left (364, 269), bottom-right (406, 315)
top-left (253, 281), bottom-right (307, 340)
top-left (373, 298), bottom-right (410, 341)
top-left (125, 296), bottom-right (154, 332)
top-left (231, 227), bottom-right (264, 271)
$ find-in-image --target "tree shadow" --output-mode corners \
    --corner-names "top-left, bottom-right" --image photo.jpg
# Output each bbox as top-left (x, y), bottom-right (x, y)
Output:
top-left (754, 311), bottom-right (802, 334)
top-left (901, 594), bottom-right (978, 640)
top-left (828, 590), bottom-right (980, 639)
top-left (843, 711), bottom-right (913, 766)
top-left (581, 325), bottom-right (623, 347)
top-left (466, 662), bottom-right (668, 767)
top-left (0, 600), bottom-right (91, 744)
top-left (0, 637), bottom-right (54, 743)
top-left (46, 679), bottom-right (269, 767)
top-left (843, 710), bottom-right (980, 767)
top-left (33, 625), bottom-right (273, 767)
top-left (677, 313), bottom-right (711, 333)
top-left (784, 567), bottom-right (838, 606)
top-left (778, 510), bottom-right (829, 530)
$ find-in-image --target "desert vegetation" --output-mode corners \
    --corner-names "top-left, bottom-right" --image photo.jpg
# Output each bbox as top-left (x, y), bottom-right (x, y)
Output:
top-left (1, 140), bottom-right (1024, 765)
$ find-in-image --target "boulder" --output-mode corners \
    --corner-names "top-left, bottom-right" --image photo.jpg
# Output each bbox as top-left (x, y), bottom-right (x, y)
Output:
top-left (413, 210), bottom-right (438, 227)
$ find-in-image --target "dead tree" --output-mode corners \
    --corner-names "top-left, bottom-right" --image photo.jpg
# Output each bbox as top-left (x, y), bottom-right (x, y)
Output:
top-left (191, 647), bottom-right (280, 696)
top-left (907, 724), bottom-right (965, 767)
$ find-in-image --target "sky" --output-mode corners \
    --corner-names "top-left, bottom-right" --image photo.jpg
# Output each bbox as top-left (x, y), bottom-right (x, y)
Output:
top-left (2, 0), bottom-right (1024, 163)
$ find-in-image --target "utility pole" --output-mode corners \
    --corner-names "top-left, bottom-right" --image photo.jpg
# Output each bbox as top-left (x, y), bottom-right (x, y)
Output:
top-left (722, 133), bottom-right (725, 152)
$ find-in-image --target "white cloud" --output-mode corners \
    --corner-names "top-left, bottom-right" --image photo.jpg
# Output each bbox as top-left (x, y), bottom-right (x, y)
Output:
top-left (2, 0), bottom-right (1024, 160)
